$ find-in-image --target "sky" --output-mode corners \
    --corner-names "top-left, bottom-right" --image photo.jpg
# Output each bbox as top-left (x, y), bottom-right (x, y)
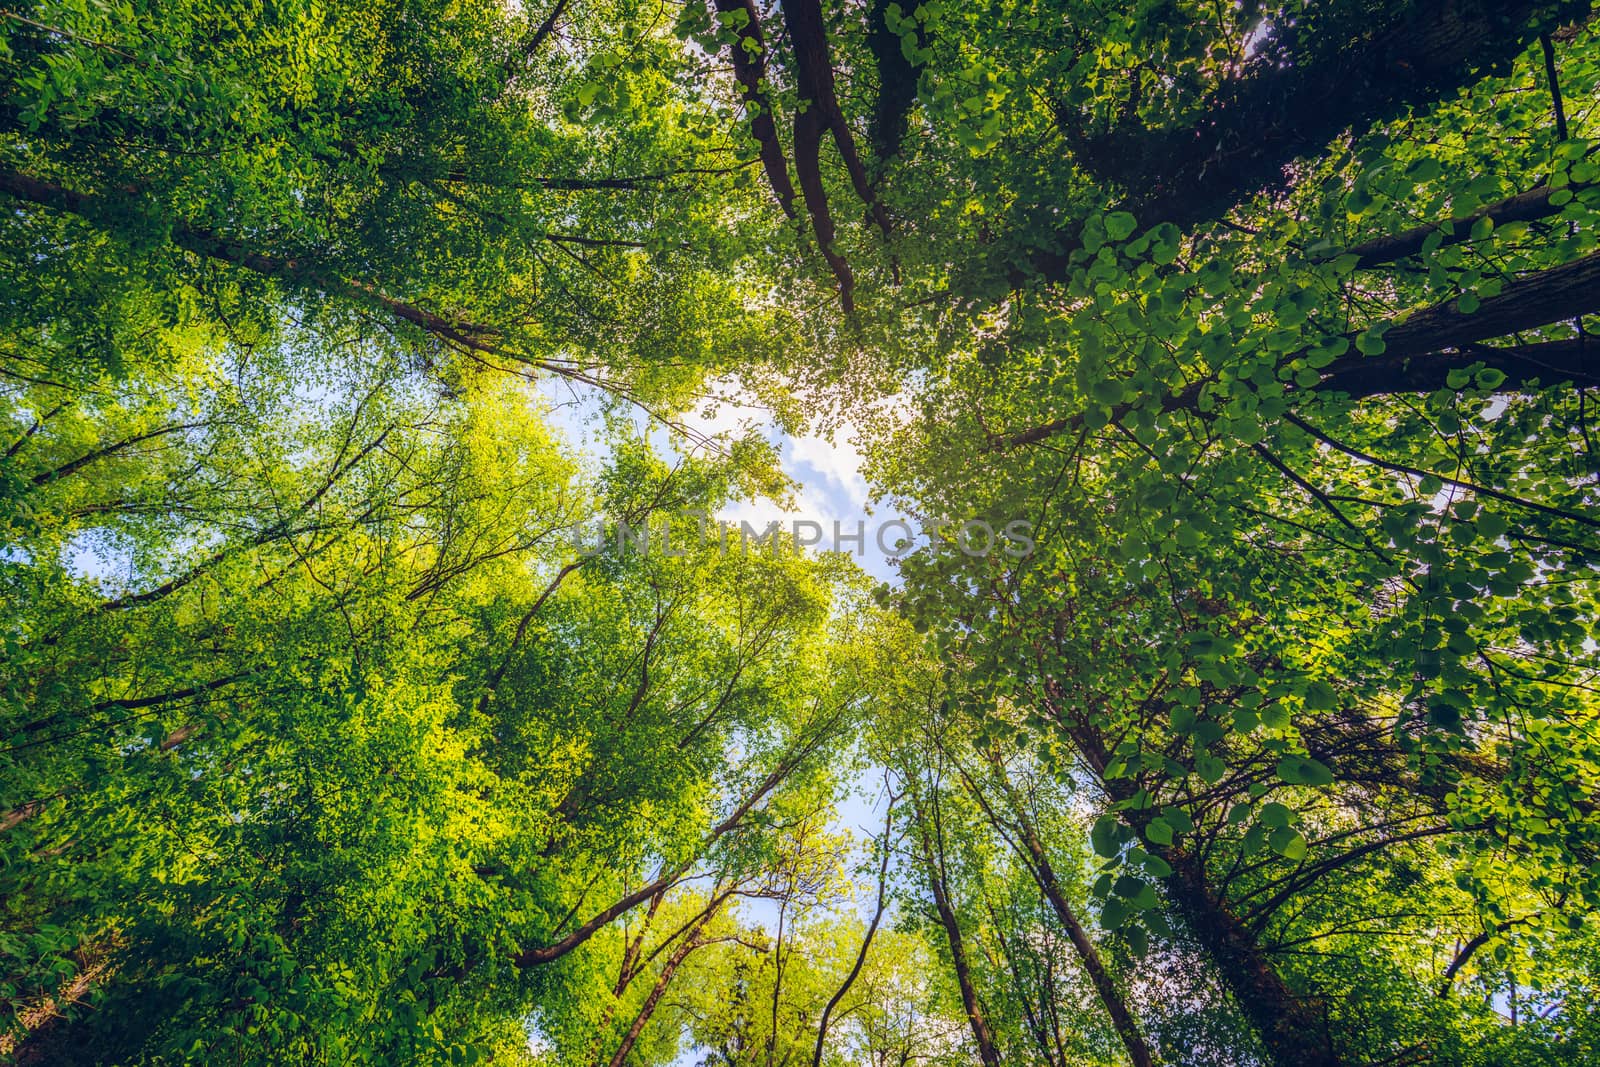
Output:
top-left (538, 375), bottom-right (908, 582)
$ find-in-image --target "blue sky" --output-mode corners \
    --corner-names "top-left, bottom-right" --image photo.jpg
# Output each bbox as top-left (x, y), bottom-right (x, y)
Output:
top-left (539, 376), bottom-right (908, 582)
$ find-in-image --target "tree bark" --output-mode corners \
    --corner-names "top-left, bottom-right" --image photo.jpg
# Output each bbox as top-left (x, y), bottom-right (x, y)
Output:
top-left (781, 0), bottom-right (893, 238)
top-left (1155, 840), bottom-right (1339, 1067)
top-left (813, 794), bottom-right (896, 1067)
top-left (1036, 0), bottom-right (1593, 275)
top-left (514, 710), bottom-right (840, 967)
top-left (792, 104), bottom-right (856, 312)
top-left (0, 167), bottom-right (584, 379)
top-left (985, 758), bottom-right (1157, 1067)
top-left (714, 0), bottom-right (798, 220)
top-left (910, 788), bottom-right (1003, 1065)
top-left (1336, 180), bottom-right (1592, 268)
top-left (997, 249), bottom-right (1600, 451)
top-left (602, 906), bottom-right (719, 1067)
top-left (866, 0), bottom-right (923, 163)
top-left (1049, 689), bottom-right (1339, 1067)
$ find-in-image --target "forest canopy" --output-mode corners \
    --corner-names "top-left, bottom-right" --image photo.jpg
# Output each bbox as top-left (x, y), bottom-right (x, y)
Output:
top-left (1, 0), bottom-right (1598, 1064)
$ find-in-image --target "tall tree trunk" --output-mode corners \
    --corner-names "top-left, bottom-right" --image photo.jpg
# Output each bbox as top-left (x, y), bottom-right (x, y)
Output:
top-left (1153, 839), bottom-right (1337, 1067)
top-left (910, 787), bottom-right (1003, 1065)
top-left (712, 0), bottom-right (797, 220)
top-left (584, 889), bottom-right (666, 1063)
top-left (603, 923), bottom-right (708, 1067)
top-left (813, 793), bottom-right (897, 1067)
top-left (983, 756), bottom-right (1158, 1067)
top-left (1035, 0), bottom-right (1592, 276)
top-left (515, 715), bottom-right (841, 968)
top-left (1049, 688), bottom-right (1340, 1067)
top-left (996, 248), bottom-right (1600, 451)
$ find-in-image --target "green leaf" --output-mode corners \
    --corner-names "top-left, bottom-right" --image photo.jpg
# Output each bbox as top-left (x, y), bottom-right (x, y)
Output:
top-left (1092, 378), bottom-right (1125, 405)
top-left (1104, 211), bottom-right (1138, 241)
top-left (1428, 696), bottom-right (1464, 731)
top-left (1114, 874), bottom-right (1145, 898)
top-left (1269, 827), bottom-right (1308, 861)
top-left (1091, 815), bottom-right (1122, 858)
top-left (1259, 702), bottom-right (1290, 730)
top-left (1302, 680), bottom-right (1338, 710)
top-left (1137, 851), bottom-right (1173, 879)
top-left (1276, 756), bottom-right (1335, 787)
top-left (1148, 222), bottom-right (1181, 264)
top-left (1259, 801), bottom-right (1292, 828)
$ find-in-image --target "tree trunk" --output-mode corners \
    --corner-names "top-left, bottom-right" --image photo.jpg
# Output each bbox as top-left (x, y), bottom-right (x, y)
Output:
top-left (997, 248), bottom-right (1600, 451)
top-left (813, 794), bottom-right (896, 1067)
top-left (1037, 0), bottom-right (1592, 274)
top-left (603, 928), bottom-right (706, 1067)
top-left (911, 789), bottom-right (1003, 1065)
top-left (986, 758), bottom-right (1158, 1067)
top-left (1050, 690), bottom-right (1339, 1067)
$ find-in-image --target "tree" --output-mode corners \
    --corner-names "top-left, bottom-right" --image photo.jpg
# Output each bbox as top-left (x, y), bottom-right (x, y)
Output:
top-left (5, 0), bottom-right (1600, 1064)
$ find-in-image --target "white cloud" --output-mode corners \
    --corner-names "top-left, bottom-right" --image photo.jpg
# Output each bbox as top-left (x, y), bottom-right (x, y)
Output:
top-left (788, 424), bottom-right (871, 512)
top-left (680, 378), bottom-right (776, 441)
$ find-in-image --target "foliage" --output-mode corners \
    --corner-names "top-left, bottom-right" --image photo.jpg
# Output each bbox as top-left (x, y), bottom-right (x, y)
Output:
top-left (3, 0), bottom-right (1600, 1065)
